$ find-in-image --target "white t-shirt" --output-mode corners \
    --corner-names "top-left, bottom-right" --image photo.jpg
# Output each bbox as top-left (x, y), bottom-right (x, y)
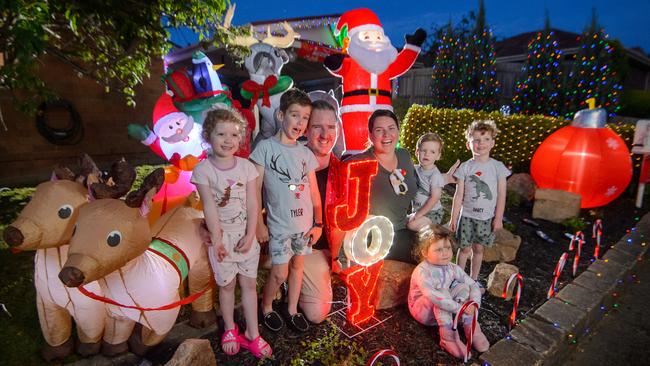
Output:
top-left (191, 156), bottom-right (258, 233)
top-left (453, 158), bottom-right (511, 220)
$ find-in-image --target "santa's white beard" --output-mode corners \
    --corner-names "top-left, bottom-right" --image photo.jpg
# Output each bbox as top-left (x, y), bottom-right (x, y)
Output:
top-left (348, 36), bottom-right (398, 74)
top-left (159, 123), bottom-right (207, 160)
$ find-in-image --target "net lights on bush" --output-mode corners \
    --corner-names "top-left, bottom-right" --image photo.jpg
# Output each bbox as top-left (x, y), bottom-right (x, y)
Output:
top-left (399, 105), bottom-right (640, 176)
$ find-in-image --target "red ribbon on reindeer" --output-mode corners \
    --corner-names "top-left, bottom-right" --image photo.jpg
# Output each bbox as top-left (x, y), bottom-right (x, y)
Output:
top-left (502, 273), bottom-right (523, 330)
top-left (547, 252), bottom-right (568, 299)
top-left (569, 231), bottom-right (585, 277)
top-left (78, 284), bottom-right (211, 311)
top-left (453, 300), bottom-right (479, 363)
top-left (592, 219), bottom-right (603, 259)
top-left (241, 75), bottom-right (278, 108)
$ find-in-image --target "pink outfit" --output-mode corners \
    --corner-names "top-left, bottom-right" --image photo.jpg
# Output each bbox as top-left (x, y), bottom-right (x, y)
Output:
top-left (408, 262), bottom-right (481, 326)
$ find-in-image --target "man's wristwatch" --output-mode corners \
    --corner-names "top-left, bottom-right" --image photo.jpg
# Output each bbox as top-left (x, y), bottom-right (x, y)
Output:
top-left (313, 222), bottom-right (324, 228)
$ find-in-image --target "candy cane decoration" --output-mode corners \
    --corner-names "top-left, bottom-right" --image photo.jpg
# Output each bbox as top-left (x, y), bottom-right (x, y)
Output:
top-left (502, 273), bottom-right (523, 330)
top-left (547, 252), bottom-right (568, 299)
top-left (568, 231), bottom-right (584, 252)
top-left (366, 349), bottom-right (400, 366)
top-left (568, 231), bottom-right (585, 277)
top-left (592, 219), bottom-right (603, 259)
top-left (453, 300), bottom-right (479, 363)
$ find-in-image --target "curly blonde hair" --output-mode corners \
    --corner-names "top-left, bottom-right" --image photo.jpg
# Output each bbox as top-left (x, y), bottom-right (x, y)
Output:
top-left (465, 119), bottom-right (500, 141)
top-left (201, 108), bottom-right (247, 144)
top-left (412, 224), bottom-right (457, 262)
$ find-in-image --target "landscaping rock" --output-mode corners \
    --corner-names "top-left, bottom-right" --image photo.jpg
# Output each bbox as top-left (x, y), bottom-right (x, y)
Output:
top-left (487, 263), bottom-right (519, 299)
top-left (165, 339), bottom-right (216, 366)
top-left (373, 260), bottom-right (416, 310)
top-left (532, 189), bottom-right (581, 223)
top-left (507, 173), bottom-right (537, 201)
top-left (483, 229), bottom-right (521, 263)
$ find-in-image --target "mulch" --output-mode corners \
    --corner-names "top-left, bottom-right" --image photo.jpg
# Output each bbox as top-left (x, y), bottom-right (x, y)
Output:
top-left (147, 192), bottom-right (648, 366)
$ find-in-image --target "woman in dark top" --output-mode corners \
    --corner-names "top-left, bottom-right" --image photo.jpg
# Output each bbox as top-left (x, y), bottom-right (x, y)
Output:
top-left (347, 109), bottom-right (418, 263)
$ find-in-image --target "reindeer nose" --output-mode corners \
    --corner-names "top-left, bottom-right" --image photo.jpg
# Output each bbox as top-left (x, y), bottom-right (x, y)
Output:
top-left (3, 226), bottom-right (24, 247)
top-left (59, 266), bottom-right (85, 287)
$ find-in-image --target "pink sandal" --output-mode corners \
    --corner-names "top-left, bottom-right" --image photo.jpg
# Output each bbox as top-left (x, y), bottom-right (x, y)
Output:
top-left (220, 325), bottom-right (243, 356)
top-left (241, 335), bottom-right (273, 359)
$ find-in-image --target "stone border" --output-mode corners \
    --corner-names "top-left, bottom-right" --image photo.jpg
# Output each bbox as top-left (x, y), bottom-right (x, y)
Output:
top-left (479, 212), bottom-right (650, 366)
top-left (68, 320), bottom-right (218, 366)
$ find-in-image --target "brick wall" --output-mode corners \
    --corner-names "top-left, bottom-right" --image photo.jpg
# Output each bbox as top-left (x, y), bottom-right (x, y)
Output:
top-left (0, 54), bottom-right (166, 187)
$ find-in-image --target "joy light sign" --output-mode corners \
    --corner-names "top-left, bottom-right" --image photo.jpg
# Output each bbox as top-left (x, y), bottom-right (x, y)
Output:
top-left (329, 159), bottom-right (394, 325)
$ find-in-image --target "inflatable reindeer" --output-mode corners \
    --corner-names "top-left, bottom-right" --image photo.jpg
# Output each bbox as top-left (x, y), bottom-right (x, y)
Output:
top-left (224, 5), bottom-right (299, 147)
top-left (2, 155), bottom-right (133, 361)
top-left (58, 169), bottom-right (215, 356)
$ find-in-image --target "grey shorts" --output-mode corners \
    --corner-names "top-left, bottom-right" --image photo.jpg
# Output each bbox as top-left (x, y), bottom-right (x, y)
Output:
top-left (456, 216), bottom-right (495, 249)
top-left (424, 208), bottom-right (444, 225)
top-left (269, 232), bottom-right (312, 265)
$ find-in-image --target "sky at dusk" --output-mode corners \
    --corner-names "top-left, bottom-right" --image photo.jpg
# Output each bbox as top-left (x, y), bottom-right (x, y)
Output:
top-left (171, 0), bottom-right (650, 53)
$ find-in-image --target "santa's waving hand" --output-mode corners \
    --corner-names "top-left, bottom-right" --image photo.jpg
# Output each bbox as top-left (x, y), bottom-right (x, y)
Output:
top-left (324, 8), bottom-right (426, 153)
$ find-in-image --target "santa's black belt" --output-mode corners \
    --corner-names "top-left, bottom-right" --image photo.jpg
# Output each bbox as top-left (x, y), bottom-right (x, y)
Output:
top-left (343, 88), bottom-right (391, 98)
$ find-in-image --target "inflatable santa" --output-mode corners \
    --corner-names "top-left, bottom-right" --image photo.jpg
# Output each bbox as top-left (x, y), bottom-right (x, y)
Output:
top-left (130, 93), bottom-right (208, 170)
top-left (324, 8), bottom-right (425, 152)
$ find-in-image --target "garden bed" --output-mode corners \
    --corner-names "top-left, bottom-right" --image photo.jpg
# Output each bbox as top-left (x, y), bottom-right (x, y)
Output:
top-left (1, 183), bottom-right (648, 366)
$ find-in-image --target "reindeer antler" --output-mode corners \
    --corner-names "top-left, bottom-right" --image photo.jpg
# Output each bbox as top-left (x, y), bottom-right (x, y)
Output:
top-left (262, 21), bottom-right (299, 49)
top-left (125, 168), bottom-right (165, 208)
top-left (52, 166), bottom-right (76, 181)
top-left (219, 4), bottom-right (259, 48)
top-left (91, 158), bottom-right (136, 199)
top-left (270, 154), bottom-right (292, 183)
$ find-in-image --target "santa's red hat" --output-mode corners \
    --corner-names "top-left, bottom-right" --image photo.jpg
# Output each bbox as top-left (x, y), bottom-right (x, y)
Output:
top-left (335, 8), bottom-right (383, 37)
top-left (152, 93), bottom-right (189, 135)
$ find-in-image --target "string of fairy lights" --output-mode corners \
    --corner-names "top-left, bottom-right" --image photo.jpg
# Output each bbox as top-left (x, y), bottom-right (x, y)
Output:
top-left (564, 28), bottom-right (623, 118)
top-left (512, 30), bottom-right (565, 117)
top-left (511, 25), bottom-right (622, 119)
top-left (399, 105), bottom-right (640, 172)
top-left (430, 28), bottom-right (500, 111)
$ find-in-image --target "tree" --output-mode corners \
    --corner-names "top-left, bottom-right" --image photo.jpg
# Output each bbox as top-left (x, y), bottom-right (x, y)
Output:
top-left (562, 9), bottom-right (623, 118)
top-left (465, 0), bottom-right (499, 111)
top-left (512, 14), bottom-right (565, 117)
top-left (429, 0), bottom-right (498, 111)
top-left (430, 22), bottom-right (467, 108)
top-left (0, 0), bottom-right (246, 114)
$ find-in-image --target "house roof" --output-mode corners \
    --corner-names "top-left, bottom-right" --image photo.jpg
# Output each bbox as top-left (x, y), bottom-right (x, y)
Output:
top-left (495, 28), bottom-right (580, 59)
top-left (494, 28), bottom-right (650, 68)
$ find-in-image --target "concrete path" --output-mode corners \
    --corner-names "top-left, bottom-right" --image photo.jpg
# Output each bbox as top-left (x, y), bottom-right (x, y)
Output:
top-left (565, 252), bottom-right (650, 366)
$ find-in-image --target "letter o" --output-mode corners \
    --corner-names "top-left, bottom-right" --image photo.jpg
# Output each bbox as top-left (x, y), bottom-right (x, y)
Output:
top-left (343, 215), bottom-right (394, 266)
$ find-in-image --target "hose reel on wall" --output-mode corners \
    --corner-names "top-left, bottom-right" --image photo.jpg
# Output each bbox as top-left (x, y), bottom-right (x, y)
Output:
top-left (36, 99), bottom-right (84, 145)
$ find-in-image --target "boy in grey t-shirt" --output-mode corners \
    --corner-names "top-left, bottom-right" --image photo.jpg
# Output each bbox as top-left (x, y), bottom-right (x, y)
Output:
top-left (407, 132), bottom-right (453, 231)
top-left (450, 120), bottom-right (510, 283)
top-left (250, 89), bottom-right (323, 333)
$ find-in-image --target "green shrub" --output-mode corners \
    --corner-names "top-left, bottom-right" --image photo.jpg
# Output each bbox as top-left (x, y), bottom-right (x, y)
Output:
top-left (392, 96), bottom-right (412, 122)
top-left (503, 222), bottom-right (517, 232)
top-left (562, 217), bottom-right (587, 233)
top-left (289, 321), bottom-right (368, 366)
top-left (619, 89), bottom-right (650, 118)
top-left (400, 105), bottom-right (638, 173)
